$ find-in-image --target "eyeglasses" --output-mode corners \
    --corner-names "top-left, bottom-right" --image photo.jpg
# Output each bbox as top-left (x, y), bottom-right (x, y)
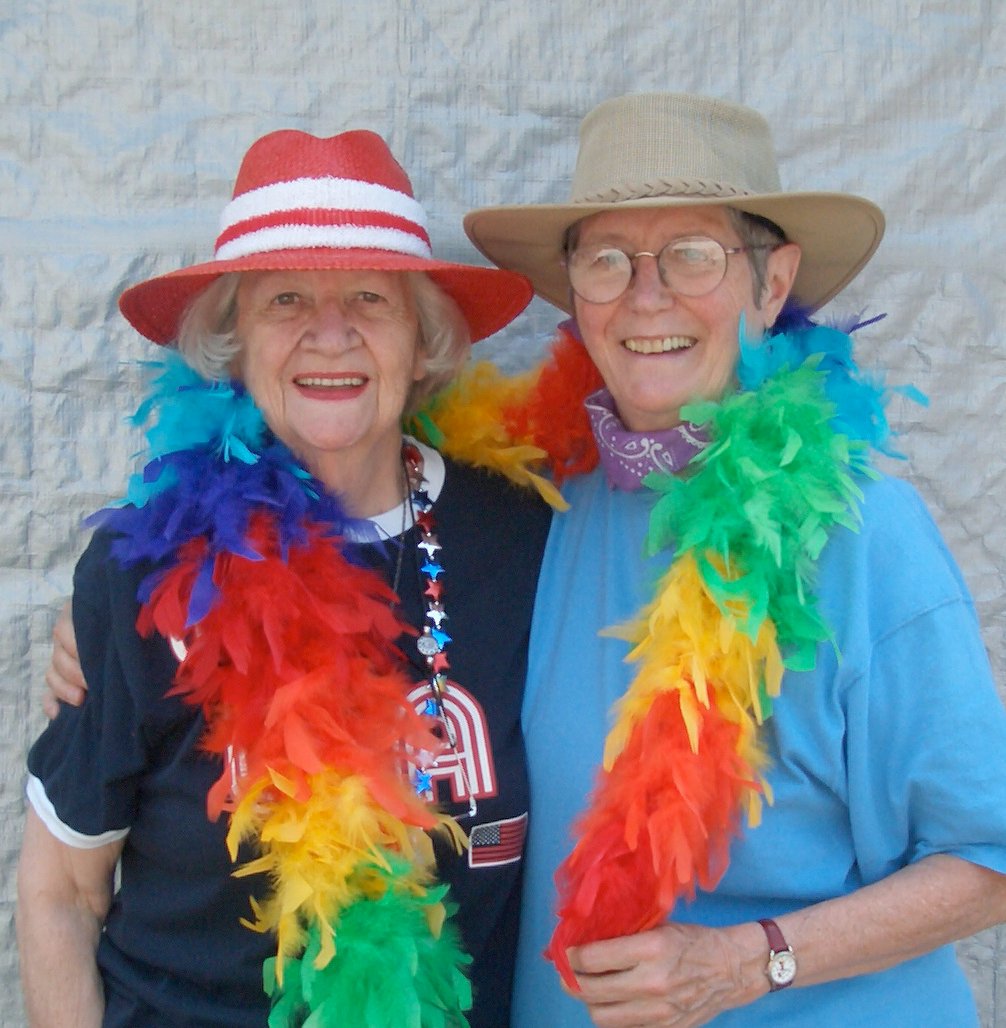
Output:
top-left (565, 235), bottom-right (776, 304)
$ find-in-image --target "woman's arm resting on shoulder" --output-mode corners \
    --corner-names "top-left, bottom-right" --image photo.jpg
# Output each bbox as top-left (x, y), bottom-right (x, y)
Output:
top-left (42, 600), bottom-right (86, 719)
top-left (16, 806), bottom-right (123, 1027)
top-left (567, 853), bottom-right (1006, 1028)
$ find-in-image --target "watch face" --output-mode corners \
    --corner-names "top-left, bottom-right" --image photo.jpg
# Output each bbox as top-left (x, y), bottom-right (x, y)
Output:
top-left (769, 950), bottom-right (797, 986)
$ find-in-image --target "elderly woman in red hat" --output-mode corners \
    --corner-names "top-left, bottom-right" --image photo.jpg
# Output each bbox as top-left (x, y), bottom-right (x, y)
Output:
top-left (460, 93), bottom-right (1006, 1026)
top-left (17, 128), bottom-right (551, 1027)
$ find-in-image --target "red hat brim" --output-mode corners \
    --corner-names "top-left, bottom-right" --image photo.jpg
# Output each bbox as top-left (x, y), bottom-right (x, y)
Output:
top-left (118, 248), bottom-right (533, 345)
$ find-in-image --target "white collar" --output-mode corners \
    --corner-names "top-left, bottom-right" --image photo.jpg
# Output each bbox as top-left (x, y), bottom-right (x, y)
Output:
top-left (347, 437), bottom-right (444, 542)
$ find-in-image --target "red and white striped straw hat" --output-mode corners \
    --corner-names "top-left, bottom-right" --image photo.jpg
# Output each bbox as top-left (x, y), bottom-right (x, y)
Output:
top-left (119, 129), bottom-right (533, 344)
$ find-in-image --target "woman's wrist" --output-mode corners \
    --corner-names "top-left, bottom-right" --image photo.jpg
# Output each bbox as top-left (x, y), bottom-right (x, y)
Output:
top-left (721, 919), bottom-right (778, 1005)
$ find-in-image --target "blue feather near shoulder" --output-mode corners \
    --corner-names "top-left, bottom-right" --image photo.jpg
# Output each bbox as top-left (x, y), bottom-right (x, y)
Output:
top-left (85, 351), bottom-right (355, 621)
top-left (737, 302), bottom-right (925, 461)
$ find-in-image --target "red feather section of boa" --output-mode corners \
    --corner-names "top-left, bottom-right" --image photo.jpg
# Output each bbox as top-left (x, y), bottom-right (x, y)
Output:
top-left (501, 327), bottom-right (603, 486)
top-left (545, 687), bottom-right (756, 986)
top-left (136, 512), bottom-right (442, 828)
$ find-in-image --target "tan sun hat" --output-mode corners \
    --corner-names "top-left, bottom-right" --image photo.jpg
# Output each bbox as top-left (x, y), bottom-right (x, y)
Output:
top-left (463, 92), bottom-right (885, 313)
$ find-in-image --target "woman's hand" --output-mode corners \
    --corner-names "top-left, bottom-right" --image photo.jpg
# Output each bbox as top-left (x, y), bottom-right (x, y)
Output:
top-left (565, 854), bottom-right (1006, 1027)
top-left (42, 601), bottom-right (86, 718)
top-left (567, 921), bottom-right (765, 1028)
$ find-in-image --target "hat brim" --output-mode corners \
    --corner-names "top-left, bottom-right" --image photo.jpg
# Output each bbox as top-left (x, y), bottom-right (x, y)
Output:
top-left (463, 192), bottom-right (884, 314)
top-left (118, 248), bottom-right (533, 345)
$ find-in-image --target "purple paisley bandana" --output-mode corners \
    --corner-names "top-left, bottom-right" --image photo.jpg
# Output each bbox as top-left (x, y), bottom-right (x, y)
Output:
top-left (585, 387), bottom-right (708, 490)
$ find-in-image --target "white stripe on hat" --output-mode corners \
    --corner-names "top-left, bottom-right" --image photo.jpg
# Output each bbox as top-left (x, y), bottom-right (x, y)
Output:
top-left (220, 176), bottom-right (429, 236)
top-left (215, 223), bottom-right (434, 261)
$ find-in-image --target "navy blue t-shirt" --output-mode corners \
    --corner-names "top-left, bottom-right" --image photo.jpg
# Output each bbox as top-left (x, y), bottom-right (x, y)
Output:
top-left (27, 457), bottom-right (551, 1027)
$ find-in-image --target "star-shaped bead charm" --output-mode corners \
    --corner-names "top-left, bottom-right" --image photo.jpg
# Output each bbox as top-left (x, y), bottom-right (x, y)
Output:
top-left (418, 533), bottom-right (441, 557)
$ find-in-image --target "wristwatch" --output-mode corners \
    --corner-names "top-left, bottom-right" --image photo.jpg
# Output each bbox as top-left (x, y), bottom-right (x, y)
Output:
top-left (758, 918), bottom-right (797, 991)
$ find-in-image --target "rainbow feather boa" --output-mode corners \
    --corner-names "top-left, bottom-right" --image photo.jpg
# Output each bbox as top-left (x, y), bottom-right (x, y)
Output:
top-left (415, 310), bottom-right (920, 985)
top-left (91, 355), bottom-right (472, 1027)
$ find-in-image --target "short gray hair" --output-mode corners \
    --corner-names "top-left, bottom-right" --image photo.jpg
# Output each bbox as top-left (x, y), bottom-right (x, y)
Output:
top-left (727, 208), bottom-right (788, 307)
top-left (174, 271), bottom-right (470, 414)
top-left (176, 273), bottom-right (242, 379)
top-left (406, 272), bottom-right (471, 412)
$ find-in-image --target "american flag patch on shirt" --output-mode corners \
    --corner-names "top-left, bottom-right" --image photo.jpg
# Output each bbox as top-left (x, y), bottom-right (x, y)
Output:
top-left (468, 812), bottom-right (528, 867)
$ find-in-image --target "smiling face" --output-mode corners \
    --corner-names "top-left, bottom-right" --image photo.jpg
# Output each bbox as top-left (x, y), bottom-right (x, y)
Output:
top-left (571, 205), bottom-right (800, 431)
top-left (234, 268), bottom-right (424, 510)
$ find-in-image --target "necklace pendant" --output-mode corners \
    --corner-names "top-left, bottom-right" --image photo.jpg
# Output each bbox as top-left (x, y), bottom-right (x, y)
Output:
top-left (417, 629), bottom-right (440, 658)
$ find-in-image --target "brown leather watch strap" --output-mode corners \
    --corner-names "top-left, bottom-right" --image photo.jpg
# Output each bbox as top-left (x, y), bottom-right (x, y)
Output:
top-left (757, 917), bottom-right (788, 953)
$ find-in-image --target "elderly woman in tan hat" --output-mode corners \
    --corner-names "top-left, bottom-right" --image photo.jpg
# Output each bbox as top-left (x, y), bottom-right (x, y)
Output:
top-left (17, 128), bottom-right (551, 1027)
top-left (465, 93), bottom-right (1006, 1026)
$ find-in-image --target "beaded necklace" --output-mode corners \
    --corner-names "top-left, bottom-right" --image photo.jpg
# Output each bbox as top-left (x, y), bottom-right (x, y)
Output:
top-left (401, 441), bottom-right (478, 818)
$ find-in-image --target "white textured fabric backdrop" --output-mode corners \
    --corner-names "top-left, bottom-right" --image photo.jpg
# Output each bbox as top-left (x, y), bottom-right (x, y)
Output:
top-left (2, 1), bottom-right (1004, 1024)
